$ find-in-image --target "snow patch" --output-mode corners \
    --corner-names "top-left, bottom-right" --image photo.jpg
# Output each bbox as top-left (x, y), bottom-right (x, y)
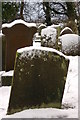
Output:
top-left (1, 70), bottom-right (14, 77)
top-left (62, 56), bottom-right (78, 109)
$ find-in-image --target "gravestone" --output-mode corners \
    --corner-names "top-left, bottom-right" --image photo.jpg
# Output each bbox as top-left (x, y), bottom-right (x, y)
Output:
top-left (2, 19), bottom-right (37, 71)
top-left (7, 46), bottom-right (69, 115)
top-left (60, 27), bottom-right (73, 36)
top-left (41, 26), bottom-right (57, 48)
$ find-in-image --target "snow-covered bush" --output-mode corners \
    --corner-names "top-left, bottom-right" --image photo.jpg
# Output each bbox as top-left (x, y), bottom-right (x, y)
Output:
top-left (59, 34), bottom-right (80, 56)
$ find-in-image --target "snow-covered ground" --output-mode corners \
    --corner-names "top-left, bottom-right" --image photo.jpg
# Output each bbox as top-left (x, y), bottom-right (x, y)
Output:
top-left (0, 56), bottom-right (79, 119)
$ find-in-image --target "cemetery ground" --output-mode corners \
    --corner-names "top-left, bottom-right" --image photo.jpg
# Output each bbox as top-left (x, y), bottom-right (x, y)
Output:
top-left (0, 55), bottom-right (79, 119)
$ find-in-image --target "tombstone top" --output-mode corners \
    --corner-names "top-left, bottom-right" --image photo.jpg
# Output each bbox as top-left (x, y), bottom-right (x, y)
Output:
top-left (2, 19), bottom-right (37, 29)
top-left (60, 27), bottom-right (73, 36)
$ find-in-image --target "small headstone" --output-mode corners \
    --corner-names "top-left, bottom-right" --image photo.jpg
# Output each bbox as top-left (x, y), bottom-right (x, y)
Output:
top-left (60, 27), bottom-right (73, 36)
top-left (59, 34), bottom-right (80, 56)
top-left (7, 46), bottom-right (69, 115)
top-left (41, 26), bottom-right (57, 48)
top-left (2, 19), bottom-right (37, 71)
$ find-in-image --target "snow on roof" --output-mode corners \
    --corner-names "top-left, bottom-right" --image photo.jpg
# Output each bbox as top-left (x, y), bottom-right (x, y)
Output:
top-left (2, 19), bottom-right (37, 29)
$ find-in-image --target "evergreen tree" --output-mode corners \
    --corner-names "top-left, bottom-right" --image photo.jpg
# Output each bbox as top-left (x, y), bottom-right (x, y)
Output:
top-left (2, 2), bottom-right (19, 23)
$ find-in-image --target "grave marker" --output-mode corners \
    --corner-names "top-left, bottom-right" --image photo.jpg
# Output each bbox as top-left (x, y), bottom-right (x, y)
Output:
top-left (7, 46), bottom-right (69, 115)
top-left (2, 19), bottom-right (37, 71)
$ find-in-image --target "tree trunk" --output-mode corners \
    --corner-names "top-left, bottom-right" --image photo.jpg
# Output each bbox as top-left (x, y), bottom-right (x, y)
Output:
top-left (66, 2), bottom-right (77, 21)
top-left (43, 2), bottom-right (51, 26)
top-left (20, 1), bottom-right (24, 20)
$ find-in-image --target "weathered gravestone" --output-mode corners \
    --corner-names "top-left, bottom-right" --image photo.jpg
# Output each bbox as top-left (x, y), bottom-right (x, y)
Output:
top-left (2, 19), bottom-right (37, 71)
top-left (41, 25), bottom-right (57, 48)
top-left (7, 46), bottom-right (69, 115)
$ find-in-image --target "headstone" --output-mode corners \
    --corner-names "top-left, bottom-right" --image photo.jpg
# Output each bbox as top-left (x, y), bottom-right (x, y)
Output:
top-left (7, 46), bottom-right (69, 115)
top-left (60, 27), bottom-right (73, 36)
top-left (59, 34), bottom-right (80, 56)
top-left (2, 19), bottom-right (37, 71)
top-left (41, 26), bottom-right (57, 48)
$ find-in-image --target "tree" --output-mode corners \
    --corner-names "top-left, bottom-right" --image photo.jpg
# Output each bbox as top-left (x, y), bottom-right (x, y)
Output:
top-left (23, 2), bottom-right (44, 22)
top-left (66, 2), bottom-right (77, 21)
top-left (2, 2), bottom-right (19, 23)
top-left (43, 2), bottom-right (51, 26)
top-left (20, 1), bottom-right (24, 20)
top-left (42, 2), bottom-right (78, 26)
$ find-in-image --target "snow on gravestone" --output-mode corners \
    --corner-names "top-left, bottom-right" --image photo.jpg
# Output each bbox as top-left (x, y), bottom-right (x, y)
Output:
top-left (7, 46), bottom-right (69, 115)
top-left (41, 25), bottom-right (57, 48)
top-left (2, 19), bottom-right (37, 71)
top-left (59, 34), bottom-right (80, 56)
